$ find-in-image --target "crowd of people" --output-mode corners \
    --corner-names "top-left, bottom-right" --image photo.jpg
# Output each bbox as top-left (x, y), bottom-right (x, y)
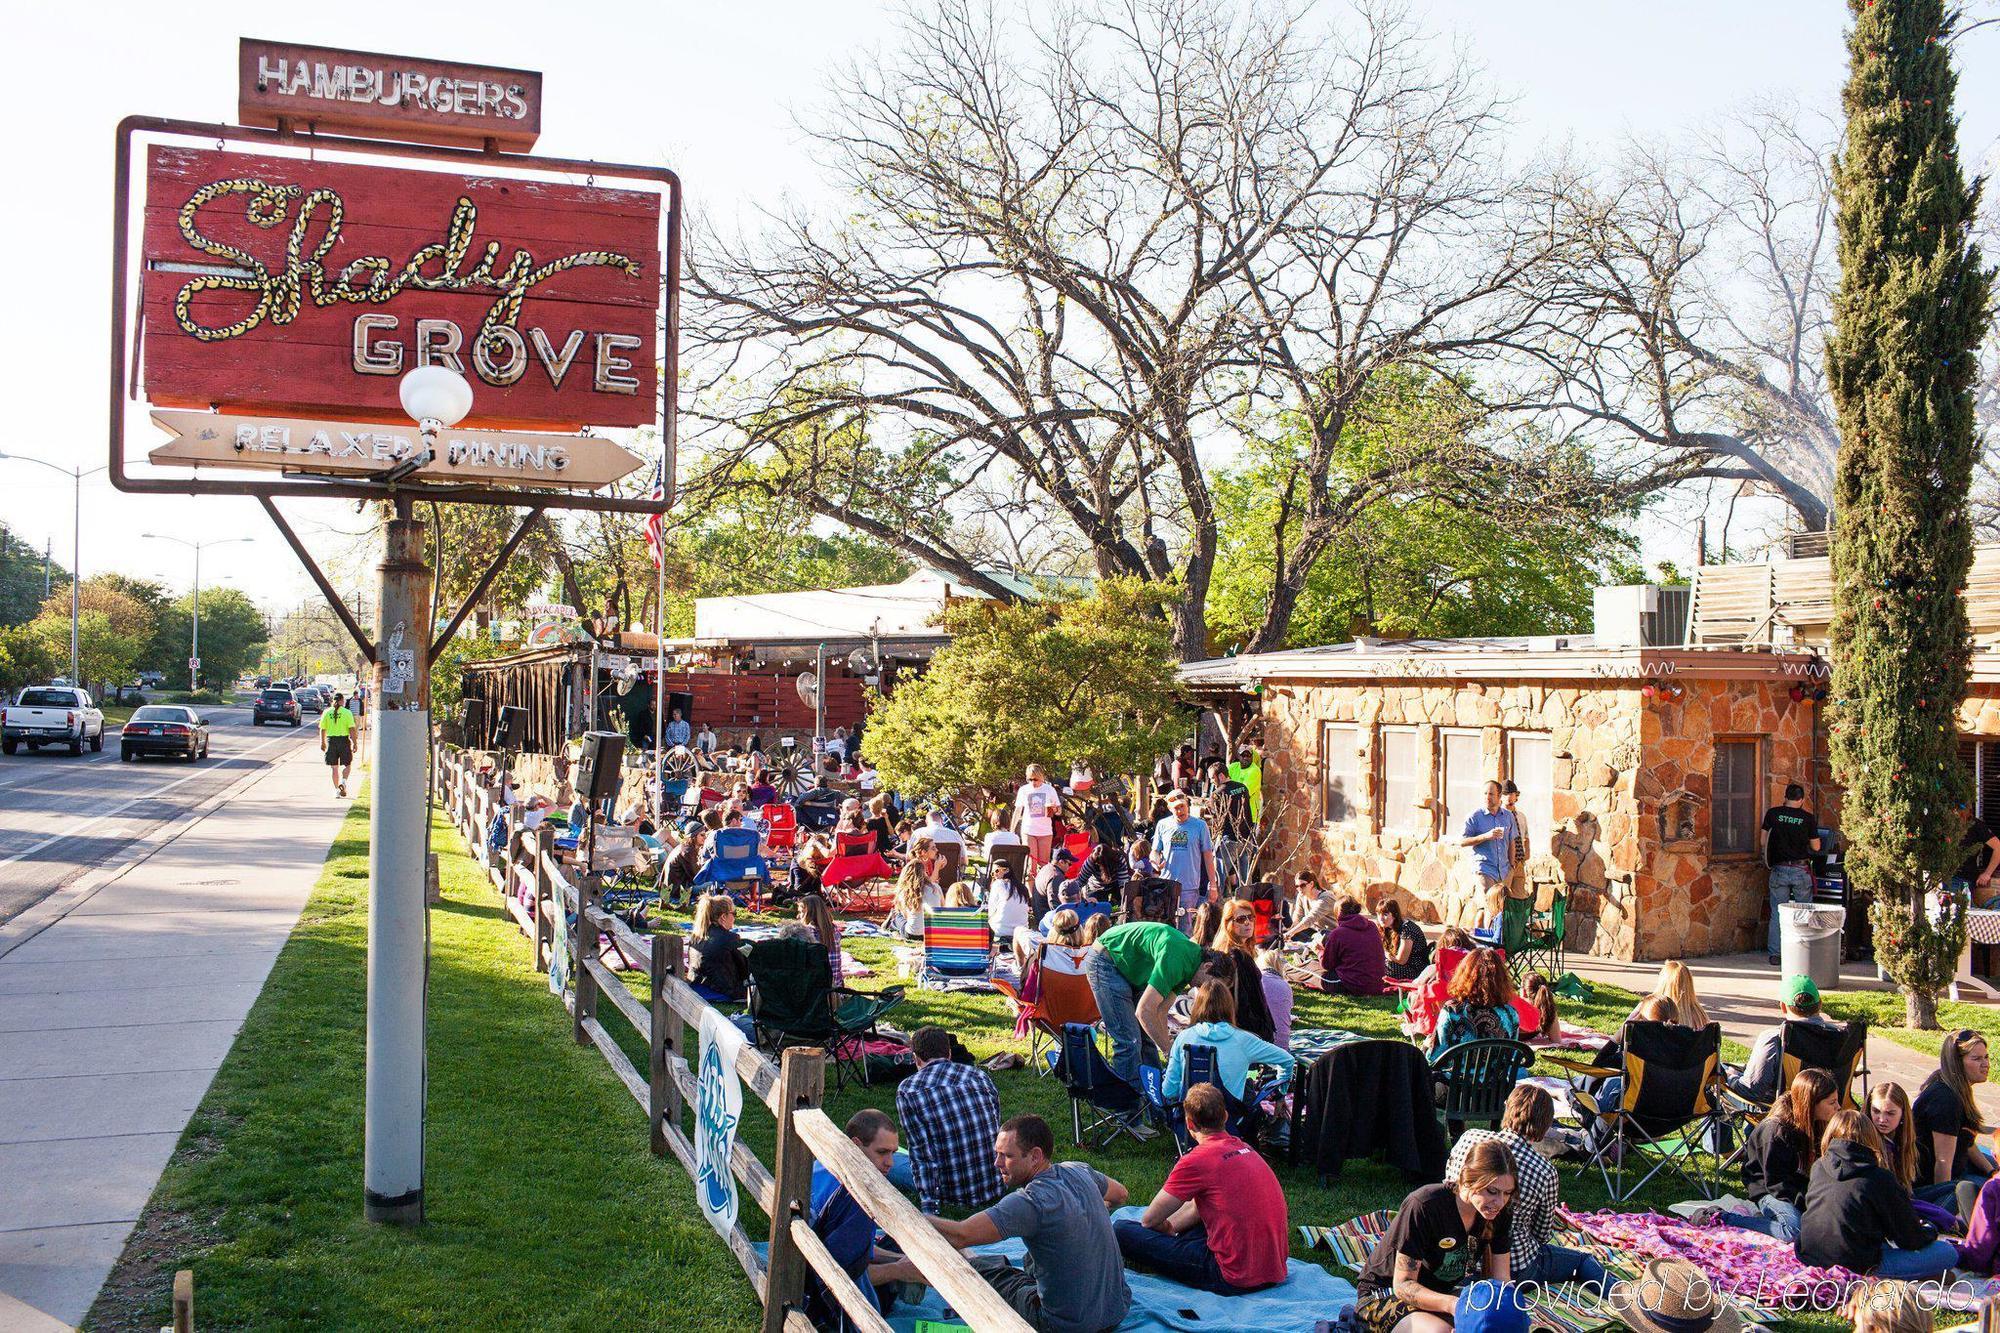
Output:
top-left (507, 729), bottom-right (1999, 1333)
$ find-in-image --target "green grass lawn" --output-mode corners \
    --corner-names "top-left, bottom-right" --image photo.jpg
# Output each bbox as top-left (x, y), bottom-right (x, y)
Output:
top-left (87, 796), bottom-right (762, 1332)
top-left (1820, 988), bottom-right (2000, 1058)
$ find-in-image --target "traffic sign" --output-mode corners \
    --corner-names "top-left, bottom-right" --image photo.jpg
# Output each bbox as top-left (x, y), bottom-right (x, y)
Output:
top-left (149, 409), bottom-right (645, 490)
top-left (189, 657), bottom-right (201, 670)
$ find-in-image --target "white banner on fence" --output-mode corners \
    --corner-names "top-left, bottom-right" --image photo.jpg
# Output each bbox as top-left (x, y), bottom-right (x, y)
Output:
top-left (695, 1007), bottom-right (747, 1238)
top-left (548, 899), bottom-right (570, 998)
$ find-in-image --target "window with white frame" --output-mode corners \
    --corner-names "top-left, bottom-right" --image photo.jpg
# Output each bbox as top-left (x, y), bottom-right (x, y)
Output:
top-left (1322, 723), bottom-right (1360, 824)
top-left (1380, 726), bottom-right (1423, 832)
top-left (1507, 733), bottom-right (1553, 852)
top-left (1439, 729), bottom-right (1484, 839)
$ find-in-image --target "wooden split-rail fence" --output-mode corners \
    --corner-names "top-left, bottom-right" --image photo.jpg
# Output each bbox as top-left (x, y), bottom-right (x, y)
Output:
top-left (433, 743), bottom-right (1033, 1333)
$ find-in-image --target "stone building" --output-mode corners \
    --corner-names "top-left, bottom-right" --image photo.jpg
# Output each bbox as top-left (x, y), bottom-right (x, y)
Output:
top-left (1180, 541), bottom-right (2000, 963)
top-left (1181, 636), bottom-right (1825, 961)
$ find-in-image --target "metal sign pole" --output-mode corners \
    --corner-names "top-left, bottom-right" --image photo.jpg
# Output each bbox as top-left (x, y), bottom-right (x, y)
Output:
top-left (363, 495), bottom-right (431, 1225)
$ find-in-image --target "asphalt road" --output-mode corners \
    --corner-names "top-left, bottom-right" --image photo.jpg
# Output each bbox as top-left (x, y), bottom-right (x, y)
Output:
top-left (0, 704), bottom-right (321, 928)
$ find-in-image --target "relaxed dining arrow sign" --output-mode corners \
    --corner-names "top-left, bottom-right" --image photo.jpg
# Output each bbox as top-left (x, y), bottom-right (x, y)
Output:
top-left (149, 409), bottom-right (645, 490)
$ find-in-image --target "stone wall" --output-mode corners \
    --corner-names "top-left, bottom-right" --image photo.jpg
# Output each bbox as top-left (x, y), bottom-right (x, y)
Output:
top-left (1258, 678), bottom-right (1645, 959)
top-left (1253, 672), bottom-right (1823, 962)
top-left (1632, 678), bottom-right (1820, 960)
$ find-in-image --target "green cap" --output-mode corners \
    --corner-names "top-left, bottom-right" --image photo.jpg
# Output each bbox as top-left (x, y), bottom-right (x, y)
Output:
top-left (1783, 974), bottom-right (1821, 1006)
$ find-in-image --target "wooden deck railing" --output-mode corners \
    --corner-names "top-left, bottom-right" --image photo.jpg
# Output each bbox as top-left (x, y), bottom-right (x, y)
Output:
top-left (430, 742), bottom-right (1031, 1333)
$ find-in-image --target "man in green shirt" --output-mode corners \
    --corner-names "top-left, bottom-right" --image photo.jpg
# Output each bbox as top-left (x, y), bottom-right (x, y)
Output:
top-left (1084, 920), bottom-right (1218, 1103)
top-left (319, 692), bottom-right (356, 798)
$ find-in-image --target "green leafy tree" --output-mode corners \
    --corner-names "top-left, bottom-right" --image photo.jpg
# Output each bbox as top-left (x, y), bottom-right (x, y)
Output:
top-left (27, 578), bottom-right (155, 691)
top-left (431, 633), bottom-right (510, 719)
top-left (1827, 0), bottom-right (1992, 1028)
top-left (154, 588), bottom-right (269, 690)
top-left (862, 579), bottom-right (1183, 797)
top-left (0, 623), bottom-right (57, 691)
top-left (1209, 374), bottom-right (1639, 651)
top-left (0, 526), bottom-right (64, 628)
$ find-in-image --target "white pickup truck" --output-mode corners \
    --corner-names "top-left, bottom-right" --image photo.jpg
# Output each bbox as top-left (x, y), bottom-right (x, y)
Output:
top-left (2, 685), bottom-right (106, 756)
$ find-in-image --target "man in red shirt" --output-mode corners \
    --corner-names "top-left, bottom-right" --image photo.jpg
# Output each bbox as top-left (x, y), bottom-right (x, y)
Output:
top-left (1112, 1084), bottom-right (1289, 1294)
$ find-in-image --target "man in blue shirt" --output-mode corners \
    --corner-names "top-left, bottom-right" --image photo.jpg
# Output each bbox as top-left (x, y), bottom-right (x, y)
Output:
top-left (1455, 780), bottom-right (1518, 928)
top-left (1152, 789), bottom-right (1218, 930)
top-left (662, 707), bottom-right (691, 749)
top-left (806, 1108), bottom-right (910, 1323)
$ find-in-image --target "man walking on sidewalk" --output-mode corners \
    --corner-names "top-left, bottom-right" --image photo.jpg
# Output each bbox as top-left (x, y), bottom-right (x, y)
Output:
top-left (320, 692), bottom-right (356, 798)
top-left (1761, 783), bottom-right (1820, 965)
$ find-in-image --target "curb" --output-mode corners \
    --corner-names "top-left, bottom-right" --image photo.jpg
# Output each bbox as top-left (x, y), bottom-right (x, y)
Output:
top-left (0, 740), bottom-right (348, 963)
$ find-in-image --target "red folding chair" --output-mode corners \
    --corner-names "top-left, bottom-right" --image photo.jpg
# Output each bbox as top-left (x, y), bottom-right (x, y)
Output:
top-left (1062, 831), bottom-right (1094, 880)
top-left (822, 830), bottom-right (898, 913)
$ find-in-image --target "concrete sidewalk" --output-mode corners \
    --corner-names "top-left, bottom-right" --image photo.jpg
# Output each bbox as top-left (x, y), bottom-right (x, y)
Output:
top-left (1564, 949), bottom-right (2000, 1123)
top-left (0, 746), bottom-right (355, 1331)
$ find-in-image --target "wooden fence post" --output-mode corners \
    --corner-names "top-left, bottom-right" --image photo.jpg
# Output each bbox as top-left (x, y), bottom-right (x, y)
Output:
top-left (651, 933), bottom-right (683, 1157)
top-left (572, 874), bottom-right (599, 1044)
top-left (172, 1268), bottom-right (194, 1333)
top-left (532, 825), bottom-right (554, 972)
top-left (763, 1046), bottom-right (826, 1333)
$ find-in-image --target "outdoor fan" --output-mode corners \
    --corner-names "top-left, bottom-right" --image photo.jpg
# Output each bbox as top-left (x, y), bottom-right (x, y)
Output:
top-left (772, 748), bottom-right (814, 797)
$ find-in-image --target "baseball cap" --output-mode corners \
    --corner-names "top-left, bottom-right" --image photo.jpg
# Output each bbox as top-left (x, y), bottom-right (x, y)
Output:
top-left (1782, 974), bottom-right (1820, 1007)
top-left (1053, 848), bottom-right (1077, 865)
top-left (1457, 1281), bottom-right (1532, 1333)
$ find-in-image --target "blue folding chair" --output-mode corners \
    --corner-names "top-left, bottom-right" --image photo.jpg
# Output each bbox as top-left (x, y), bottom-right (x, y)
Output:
top-left (693, 826), bottom-right (773, 903)
top-left (1051, 1022), bottom-right (1173, 1149)
top-left (1171, 1042), bottom-right (1277, 1150)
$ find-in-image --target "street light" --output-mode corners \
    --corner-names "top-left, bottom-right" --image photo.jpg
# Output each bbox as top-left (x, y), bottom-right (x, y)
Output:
top-left (141, 534), bottom-right (254, 691)
top-left (0, 453), bottom-right (107, 687)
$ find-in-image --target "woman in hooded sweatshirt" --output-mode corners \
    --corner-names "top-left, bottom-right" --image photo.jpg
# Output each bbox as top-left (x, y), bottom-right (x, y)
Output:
top-left (1319, 896), bottom-right (1389, 996)
top-left (1797, 1109), bottom-right (1958, 1279)
top-left (1162, 980), bottom-right (1296, 1104)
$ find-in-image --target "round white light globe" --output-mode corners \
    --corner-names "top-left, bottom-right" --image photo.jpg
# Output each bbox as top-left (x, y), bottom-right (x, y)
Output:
top-left (398, 366), bottom-right (475, 427)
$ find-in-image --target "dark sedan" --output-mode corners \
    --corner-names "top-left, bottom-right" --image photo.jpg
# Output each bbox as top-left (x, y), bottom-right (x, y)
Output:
top-left (120, 705), bottom-right (211, 762)
top-left (253, 688), bottom-right (301, 727)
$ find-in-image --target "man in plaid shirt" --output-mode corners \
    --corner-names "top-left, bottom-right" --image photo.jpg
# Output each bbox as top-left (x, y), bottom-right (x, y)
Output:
top-left (1443, 1085), bottom-right (1607, 1290)
top-left (895, 1027), bottom-right (1004, 1215)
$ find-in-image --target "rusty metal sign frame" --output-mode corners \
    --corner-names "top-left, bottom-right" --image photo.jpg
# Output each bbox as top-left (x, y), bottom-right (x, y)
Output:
top-left (109, 114), bottom-right (679, 517)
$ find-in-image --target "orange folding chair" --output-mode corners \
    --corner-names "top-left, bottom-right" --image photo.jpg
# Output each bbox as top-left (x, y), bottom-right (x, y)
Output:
top-left (993, 947), bottom-right (1100, 1072)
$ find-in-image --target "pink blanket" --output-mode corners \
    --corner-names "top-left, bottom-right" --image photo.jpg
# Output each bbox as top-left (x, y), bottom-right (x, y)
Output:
top-left (1563, 1207), bottom-right (1859, 1313)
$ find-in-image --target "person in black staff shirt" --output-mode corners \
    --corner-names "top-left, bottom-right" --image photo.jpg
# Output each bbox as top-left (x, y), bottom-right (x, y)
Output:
top-left (1204, 759), bottom-right (1257, 893)
top-left (1761, 783), bottom-right (1821, 965)
top-left (1955, 804), bottom-right (2000, 907)
top-left (1355, 1140), bottom-right (1516, 1333)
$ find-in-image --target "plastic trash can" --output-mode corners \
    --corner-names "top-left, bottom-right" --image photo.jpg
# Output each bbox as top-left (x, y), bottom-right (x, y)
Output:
top-left (1779, 902), bottom-right (1845, 990)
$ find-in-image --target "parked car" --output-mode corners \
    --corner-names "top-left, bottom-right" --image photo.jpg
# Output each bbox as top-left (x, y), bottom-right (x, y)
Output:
top-left (1, 685), bottom-right (106, 756)
top-left (252, 687), bottom-right (302, 727)
top-left (120, 705), bottom-right (211, 762)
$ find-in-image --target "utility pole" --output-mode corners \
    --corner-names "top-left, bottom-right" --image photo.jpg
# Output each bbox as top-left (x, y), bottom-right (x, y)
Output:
top-left (364, 494), bottom-right (432, 1225)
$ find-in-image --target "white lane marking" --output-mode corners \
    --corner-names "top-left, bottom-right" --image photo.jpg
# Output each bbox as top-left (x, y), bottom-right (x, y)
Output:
top-left (0, 712), bottom-right (265, 793)
top-left (0, 731), bottom-right (301, 870)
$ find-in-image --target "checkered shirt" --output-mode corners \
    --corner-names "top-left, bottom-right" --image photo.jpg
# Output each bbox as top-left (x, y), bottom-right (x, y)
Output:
top-left (1443, 1127), bottom-right (1559, 1273)
top-left (894, 1059), bottom-right (1004, 1215)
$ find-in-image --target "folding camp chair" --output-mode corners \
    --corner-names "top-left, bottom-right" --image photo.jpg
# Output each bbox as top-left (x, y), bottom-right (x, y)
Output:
top-left (1050, 1021), bottom-right (1173, 1149)
top-left (919, 907), bottom-right (995, 986)
top-left (1234, 880), bottom-right (1281, 945)
top-left (1715, 1017), bottom-right (1872, 1167)
top-left (1499, 892), bottom-right (1568, 980)
top-left (1172, 1042), bottom-right (1280, 1150)
top-left (987, 842), bottom-right (1030, 892)
top-left (1555, 1019), bottom-right (1728, 1202)
top-left (1062, 831), bottom-right (1094, 879)
top-left (1072, 899), bottom-right (1115, 930)
top-left (1430, 1038), bottom-right (1536, 1138)
top-left (935, 839), bottom-right (965, 887)
top-left (821, 831), bottom-right (897, 913)
top-left (745, 936), bottom-right (904, 1091)
top-left (993, 948), bottom-right (1100, 1073)
top-left (763, 802), bottom-right (799, 866)
top-left (693, 825), bottom-right (774, 910)
top-left (1122, 875), bottom-right (1179, 926)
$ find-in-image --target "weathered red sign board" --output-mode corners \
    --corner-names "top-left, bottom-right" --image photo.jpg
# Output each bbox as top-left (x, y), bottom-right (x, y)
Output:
top-left (239, 39), bottom-right (542, 151)
top-left (140, 146), bottom-right (661, 431)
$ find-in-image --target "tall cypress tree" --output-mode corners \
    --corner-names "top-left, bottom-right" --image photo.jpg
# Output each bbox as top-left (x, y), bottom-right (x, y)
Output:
top-left (1827, 0), bottom-right (1991, 1027)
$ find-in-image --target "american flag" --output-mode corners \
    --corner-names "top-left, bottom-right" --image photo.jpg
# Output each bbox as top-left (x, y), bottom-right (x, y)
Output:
top-left (642, 455), bottom-right (666, 569)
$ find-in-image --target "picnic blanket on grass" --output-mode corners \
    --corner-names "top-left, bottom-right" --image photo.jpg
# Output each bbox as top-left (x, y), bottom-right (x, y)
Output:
top-left (1287, 1027), bottom-right (1368, 1061)
top-left (1301, 1208), bottom-right (1846, 1331)
top-left (885, 1207), bottom-right (1354, 1333)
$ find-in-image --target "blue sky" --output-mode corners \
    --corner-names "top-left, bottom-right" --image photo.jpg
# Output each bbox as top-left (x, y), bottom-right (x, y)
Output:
top-left (2, 0), bottom-right (1993, 613)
